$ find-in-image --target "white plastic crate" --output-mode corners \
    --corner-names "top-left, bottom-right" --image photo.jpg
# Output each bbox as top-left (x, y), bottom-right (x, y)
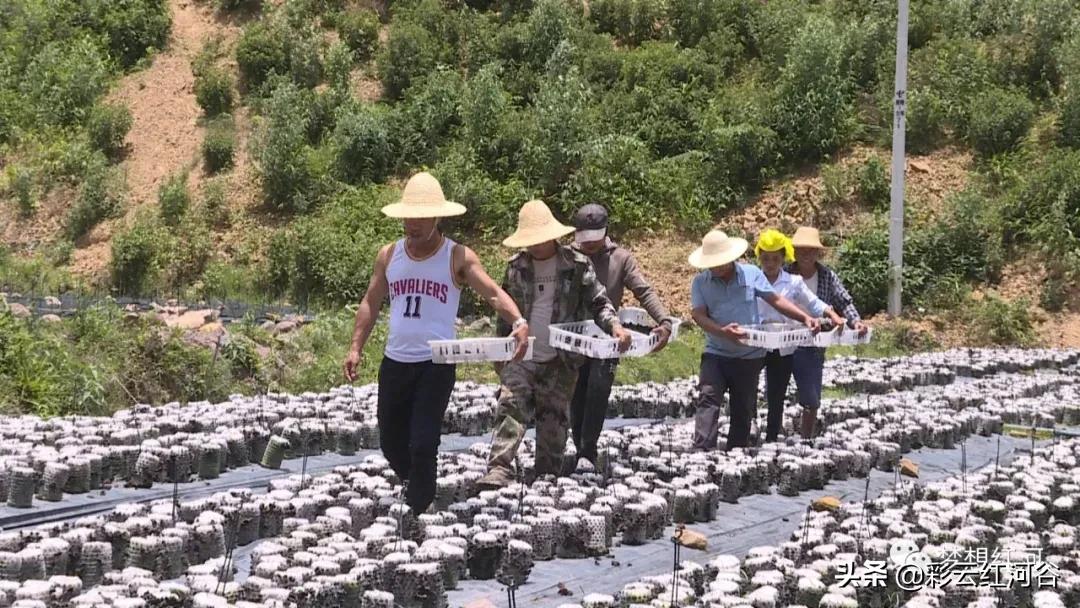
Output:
top-left (810, 327), bottom-right (842, 348)
top-left (837, 326), bottom-right (873, 346)
top-left (617, 307), bottom-right (683, 341)
top-left (548, 321), bottom-right (659, 359)
top-left (428, 337), bottom-right (535, 364)
top-left (742, 323), bottom-right (813, 350)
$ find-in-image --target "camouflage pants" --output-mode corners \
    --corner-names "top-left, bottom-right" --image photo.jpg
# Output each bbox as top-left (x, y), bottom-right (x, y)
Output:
top-left (488, 358), bottom-right (579, 476)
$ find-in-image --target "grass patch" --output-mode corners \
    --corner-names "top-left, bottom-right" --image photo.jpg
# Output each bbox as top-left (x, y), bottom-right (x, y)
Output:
top-left (822, 386), bottom-right (854, 400)
top-left (616, 328), bottom-right (705, 385)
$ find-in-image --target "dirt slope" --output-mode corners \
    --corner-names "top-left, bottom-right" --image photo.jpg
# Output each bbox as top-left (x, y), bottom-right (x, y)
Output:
top-left (69, 0), bottom-right (246, 278)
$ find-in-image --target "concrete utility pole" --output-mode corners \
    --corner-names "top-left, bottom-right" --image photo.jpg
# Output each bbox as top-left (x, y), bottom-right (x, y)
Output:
top-left (888, 0), bottom-right (909, 317)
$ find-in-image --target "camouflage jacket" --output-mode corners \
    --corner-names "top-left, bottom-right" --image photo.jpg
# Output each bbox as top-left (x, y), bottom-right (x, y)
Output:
top-left (497, 245), bottom-right (619, 365)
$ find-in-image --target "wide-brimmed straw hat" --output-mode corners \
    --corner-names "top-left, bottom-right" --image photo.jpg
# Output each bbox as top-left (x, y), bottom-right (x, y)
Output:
top-left (790, 226), bottom-right (826, 249)
top-left (502, 200), bottom-right (576, 248)
top-left (688, 229), bottom-right (749, 269)
top-left (381, 172), bottom-right (467, 219)
top-left (754, 229), bottom-right (795, 263)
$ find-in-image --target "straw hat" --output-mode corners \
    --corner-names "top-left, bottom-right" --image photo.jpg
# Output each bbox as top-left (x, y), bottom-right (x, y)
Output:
top-left (754, 229), bottom-right (795, 263)
top-left (790, 226), bottom-right (826, 249)
top-left (502, 200), bottom-right (576, 248)
top-left (381, 172), bottom-right (467, 219)
top-left (688, 229), bottom-right (749, 269)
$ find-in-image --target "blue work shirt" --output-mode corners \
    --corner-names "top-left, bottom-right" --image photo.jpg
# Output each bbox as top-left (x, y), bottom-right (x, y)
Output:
top-left (691, 263), bottom-right (777, 359)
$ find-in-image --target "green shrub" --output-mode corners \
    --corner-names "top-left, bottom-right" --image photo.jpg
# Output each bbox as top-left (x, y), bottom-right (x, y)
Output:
top-left (323, 41), bottom-right (354, 92)
top-left (202, 117), bottom-right (236, 173)
top-left (389, 67), bottom-right (465, 168)
top-left (7, 165), bottom-right (37, 218)
top-left (523, 68), bottom-right (594, 193)
top-left (561, 134), bottom-right (654, 231)
top-left (158, 173), bottom-right (190, 227)
top-left (288, 29), bottom-right (324, 89)
top-left (967, 296), bottom-right (1035, 346)
top-left (699, 121), bottom-right (778, 202)
top-left (589, 0), bottom-right (667, 46)
top-left (1059, 89), bottom-right (1080, 149)
top-left (668, 0), bottom-right (747, 49)
top-left (164, 217), bottom-right (212, 290)
top-left (834, 223), bottom-right (890, 314)
top-left (966, 88), bottom-right (1035, 156)
top-left (260, 229), bottom-right (296, 296)
top-left (746, 0), bottom-right (809, 70)
top-left (837, 188), bottom-right (1005, 315)
top-left (285, 187), bottom-right (397, 304)
top-left (431, 146), bottom-right (531, 235)
top-left (111, 219), bottom-right (163, 295)
top-left (0, 310), bottom-right (71, 417)
top-left (595, 43), bottom-right (718, 158)
top-left (222, 336), bottom-right (260, 380)
top-left (200, 178), bottom-right (231, 228)
top-left (21, 37), bottom-right (110, 128)
top-left (194, 66), bottom-right (235, 117)
top-left (87, 103), bottom-right (133, 160)
top-left (520, 0), bottom-right (585, 69)
top-left (253, 82), bottom-right (323, 212)
top-left (769, 14), bottom-right (854, 161)
top-left (338, 9), bottom-right (381, 60)
top-left (820, 163), bottom-right (850, 207)
top-left (1003, 148), bottom-right (1080, 244)
top-left (647, 150), bottom-right (713, 232)
top-left (460, 66), bottom-right (529, 176)
top-left (87, 0), bottom-right (171, 68)
top-left (892, 37), bottom-right (994, 152)
top-left (200, 261), bottom-right (257, 301)
top-left (377, 21), bottom-right (442, 100)
top-left (841, 13), bottom-right (892, 89)
top-left (66, 162), bottom-right (125, 240)
top-left (331, 104), bottom-right (392, 185)
top-left (123, 328), bottom-right (230, 405)
top-left (236, 21), bottom-right (291, 88)
top-left (857, 154), bottom-right (890, 209)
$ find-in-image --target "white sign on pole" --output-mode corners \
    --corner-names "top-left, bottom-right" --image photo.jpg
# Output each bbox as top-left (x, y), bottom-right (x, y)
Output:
top-left (888, 0), bottom-right (909, 317)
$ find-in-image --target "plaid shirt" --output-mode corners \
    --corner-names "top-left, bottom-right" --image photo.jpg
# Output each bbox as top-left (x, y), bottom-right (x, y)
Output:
top-left (497, 245), bottom-right (618, 366)
top-left (786, 262), bottom-right (861, 326)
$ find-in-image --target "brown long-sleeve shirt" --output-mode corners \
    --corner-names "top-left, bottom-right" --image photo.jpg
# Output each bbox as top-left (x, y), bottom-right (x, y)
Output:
top-left (574, 238), bottom-right (672, 326)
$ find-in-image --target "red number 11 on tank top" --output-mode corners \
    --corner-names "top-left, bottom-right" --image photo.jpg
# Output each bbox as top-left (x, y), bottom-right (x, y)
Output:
top-left (403, 295), bottom-right (422, 318)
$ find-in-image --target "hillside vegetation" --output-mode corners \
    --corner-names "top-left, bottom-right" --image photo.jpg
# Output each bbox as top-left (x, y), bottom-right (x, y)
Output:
top-left (4, 0), bottom-right (1080, 415)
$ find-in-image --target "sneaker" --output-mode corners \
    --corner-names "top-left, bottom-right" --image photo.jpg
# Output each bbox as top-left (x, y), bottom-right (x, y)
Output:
top-left (476, 467), bottom-right (513, 490)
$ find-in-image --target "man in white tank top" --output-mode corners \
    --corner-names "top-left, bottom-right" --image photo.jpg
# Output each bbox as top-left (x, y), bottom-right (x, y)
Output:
top-left (343, 172), bottom-right (529, 515)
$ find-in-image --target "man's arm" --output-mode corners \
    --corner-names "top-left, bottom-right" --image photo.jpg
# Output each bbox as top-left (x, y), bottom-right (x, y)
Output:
top-left (582, 259), bottom-right (632, 352)
top-left (623, 253), bottom-right (671, 325)
top-left (622, 252), bottom-right (673, 351)
top-left (691, 306), bottom-right (745, 342)
top-left (343, 244), bottom-right (392, 381)
top-left (827, 268), bottom-right (863, 327)
top-left (762, 292), bottom-right (818, 330)
top-left (456, 245), bottom-right (530, 360)
top-left (796, 278), bottom-right (846, 328)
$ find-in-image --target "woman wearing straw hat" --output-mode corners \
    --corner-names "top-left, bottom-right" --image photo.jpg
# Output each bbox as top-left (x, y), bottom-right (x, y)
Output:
top-left (688, 229), bottom-right (819, 451)
top-left (343, 172), bottom-right (530, 514)
top-left (753, 229), bottom-right (846, 443)
top-left (786, 226), bottom-right (868, 439)
top-left (478, 200), bottom-right (632, 489)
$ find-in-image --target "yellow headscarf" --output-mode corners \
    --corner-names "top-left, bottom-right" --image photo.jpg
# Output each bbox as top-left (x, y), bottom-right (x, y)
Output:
top-left (754, 229), bottom-right (795, 263)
